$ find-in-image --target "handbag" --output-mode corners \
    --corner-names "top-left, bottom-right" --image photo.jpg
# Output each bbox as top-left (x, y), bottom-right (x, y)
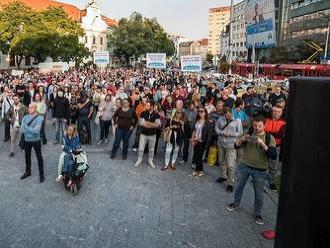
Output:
top-left (19, 115), bottom-right (39, 150)
top-left (94, 111), bottom-right (101, 125)
top-left (94, 109), bottom-right (103, 126)
top-left (161, 126), bottom-right (172, 143)
top-left (161, 119), bottom-right (172, 143)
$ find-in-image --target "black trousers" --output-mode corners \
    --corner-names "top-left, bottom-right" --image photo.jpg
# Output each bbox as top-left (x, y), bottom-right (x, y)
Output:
top-left (4, 118), bottom-right (10, 141)
top-left (182, 136), bottom-right (190, 162)
top-left (100, 119), bottom-right (111, 140)
top-left (78, 116), bottom-right (91, 144)
top-left (40, 116), bottom-right (47, 144)
top-left (25, 140), bottom-right (44, 176)
top-left (193, 142), bottom-right (206, 172)
top-left (154, 129), bottom-right (161, 155)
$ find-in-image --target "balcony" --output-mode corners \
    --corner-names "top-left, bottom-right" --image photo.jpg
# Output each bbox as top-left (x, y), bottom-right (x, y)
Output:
top-left (287, 32), bottom-right (326, 46)
top-left (290, 1), bottom-right (330, 18)
top-left (289, 18), bottom-right (328, 32)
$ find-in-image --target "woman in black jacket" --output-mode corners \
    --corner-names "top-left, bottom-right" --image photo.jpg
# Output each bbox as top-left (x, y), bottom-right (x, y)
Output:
top-left (191, 106), bottom-right (212, 177)
top-left (161, 109), bottom-right (185, 171)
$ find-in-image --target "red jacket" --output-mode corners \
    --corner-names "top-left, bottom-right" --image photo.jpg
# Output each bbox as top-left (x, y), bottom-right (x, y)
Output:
top-left (265, 118), bottom-right (286, 146)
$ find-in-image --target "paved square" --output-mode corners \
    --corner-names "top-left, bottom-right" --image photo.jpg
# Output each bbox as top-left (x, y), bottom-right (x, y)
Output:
top-left (0, 122), bottom-right (277, 248)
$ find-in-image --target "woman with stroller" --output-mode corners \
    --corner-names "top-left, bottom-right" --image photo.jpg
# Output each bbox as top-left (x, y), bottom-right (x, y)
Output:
top-left (55, 125), bottom-right (80, 185)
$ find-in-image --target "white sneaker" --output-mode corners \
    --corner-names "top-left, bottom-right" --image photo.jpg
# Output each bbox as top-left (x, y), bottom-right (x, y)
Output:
top-left (148, 160), bottom-right (156, 168)
top-left (134, 160), bottom-right (142, 167)
top-left (97, 140), bottom-right (103, 145)
top-left (132, 148), bottom-right (137, 152)
top-left (55, 175), bottom-right (63, 182)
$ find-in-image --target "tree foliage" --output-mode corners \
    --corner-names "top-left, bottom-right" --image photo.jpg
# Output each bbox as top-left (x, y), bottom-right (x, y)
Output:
top-left (0, 1), bottom-right (90, 67)
top-left (108, 12), bottom-right (175, 63)
top-left (206, 53), bottom-right (214, 64)
top-left (270, 46), bottom-right (289, 63)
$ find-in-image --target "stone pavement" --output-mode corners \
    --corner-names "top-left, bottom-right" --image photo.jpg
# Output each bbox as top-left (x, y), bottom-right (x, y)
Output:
top-left (0, 120), bottom-right (278, 248)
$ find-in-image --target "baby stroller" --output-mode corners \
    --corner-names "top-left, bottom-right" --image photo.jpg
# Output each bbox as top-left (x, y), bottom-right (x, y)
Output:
top-left (63, 149), bottom-right (89, 195)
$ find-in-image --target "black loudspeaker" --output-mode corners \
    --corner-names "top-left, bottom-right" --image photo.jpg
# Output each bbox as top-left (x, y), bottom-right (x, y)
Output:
top-left (275, 77), bottom-right (330, 248)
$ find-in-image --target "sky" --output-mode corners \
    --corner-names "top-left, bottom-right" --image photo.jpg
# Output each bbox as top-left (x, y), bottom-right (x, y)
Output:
top-left (59, 0), bottom-right (232, 40)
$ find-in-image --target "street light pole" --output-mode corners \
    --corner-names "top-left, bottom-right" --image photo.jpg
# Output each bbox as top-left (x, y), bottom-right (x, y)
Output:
top-left (320, 12), bottom-right (330, 60)
top-left (324, 19), bottom-right (330, 59)
top-left (228, 0), bottom-right (234, 75)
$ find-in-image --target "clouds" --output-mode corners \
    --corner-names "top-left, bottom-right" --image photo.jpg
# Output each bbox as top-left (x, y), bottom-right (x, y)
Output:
top-left (61, 0), bottom-right (231, 40)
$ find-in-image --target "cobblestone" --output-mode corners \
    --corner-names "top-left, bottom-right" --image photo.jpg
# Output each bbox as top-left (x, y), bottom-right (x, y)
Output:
top-left (0, 121), bottom-right (277, 248)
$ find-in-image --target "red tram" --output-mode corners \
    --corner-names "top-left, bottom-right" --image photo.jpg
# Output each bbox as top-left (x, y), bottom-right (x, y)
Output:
top-left (234, 63), bottom-right (330, 80)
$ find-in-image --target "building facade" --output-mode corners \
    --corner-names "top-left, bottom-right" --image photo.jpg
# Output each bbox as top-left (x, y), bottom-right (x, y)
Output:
top-left (190, 39), bottom-right (209, 61)
top-left (208, 6), bottom-right (231, 56)
top-left (80, 1), bottom-right (113, 53)
top-left (230, 0), bottom-right (247, 62)
top-left (178, 41), bottom-right (193, 57)
top-left (280, 0), bottom-right (330, 51)
top-left (219, 24), bottom-right (230, 60)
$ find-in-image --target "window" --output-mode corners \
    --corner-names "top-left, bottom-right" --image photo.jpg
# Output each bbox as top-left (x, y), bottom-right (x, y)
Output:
top-left (84, 36), bottom-right (88, 43)
top-left (93, 36), bottom-right (96, 45)
top-left (100, 37), bottom-right (103, 45)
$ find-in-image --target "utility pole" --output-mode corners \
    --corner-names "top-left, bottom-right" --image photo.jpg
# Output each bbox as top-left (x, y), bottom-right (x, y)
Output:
top-left (324, 19), bottom-right (330, 59)
top-left (320, 12), bottom-right (330, 62)
top-left (228, 0), bottom-right (234, 75)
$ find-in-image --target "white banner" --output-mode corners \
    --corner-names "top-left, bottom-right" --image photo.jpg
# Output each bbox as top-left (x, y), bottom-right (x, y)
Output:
top-left (146, 53), bottom-right (166, 69)
top-left (94, 51), bottom-right (110, 65)
top-left (181, 55), bottom-right (202, 72)
top-left (11, 69), bottom-right (24, 76)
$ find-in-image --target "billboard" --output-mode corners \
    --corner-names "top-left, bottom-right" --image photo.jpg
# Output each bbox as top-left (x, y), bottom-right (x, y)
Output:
top-left (245, 0), bottom-right (276, 49)
top-left (146, 53), bottom-right (166, 69)
top-left (94, 51), bottom-right (110, 65)
top-left (181, 55), bottom-right (202, 72)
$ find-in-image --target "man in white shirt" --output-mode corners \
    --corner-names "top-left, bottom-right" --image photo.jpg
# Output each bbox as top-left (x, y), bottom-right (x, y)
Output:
top-left (1, 88), bottom-right (13, 142)
top-left (7, 95), bottom-right (28, 157)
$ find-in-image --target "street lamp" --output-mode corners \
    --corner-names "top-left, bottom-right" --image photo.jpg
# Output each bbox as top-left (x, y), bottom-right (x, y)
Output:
top-left (228, 0), bottom-right (234, 74)
top-left (320, 12), bottom-right (330, 59)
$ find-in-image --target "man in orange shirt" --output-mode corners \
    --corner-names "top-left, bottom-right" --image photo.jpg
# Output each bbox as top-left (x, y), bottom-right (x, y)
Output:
top-left (265, 106), bottom-right (286, 191)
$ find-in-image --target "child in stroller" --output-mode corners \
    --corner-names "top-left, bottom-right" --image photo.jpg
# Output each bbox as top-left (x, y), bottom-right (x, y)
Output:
top-left (63, 149), bottom-right (89, 194)
top-left (56, 124), bottom-right (89, 194)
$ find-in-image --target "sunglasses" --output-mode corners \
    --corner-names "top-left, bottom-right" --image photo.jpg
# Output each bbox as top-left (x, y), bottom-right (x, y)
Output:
top-left (198, 110), bottom-right (205, 113)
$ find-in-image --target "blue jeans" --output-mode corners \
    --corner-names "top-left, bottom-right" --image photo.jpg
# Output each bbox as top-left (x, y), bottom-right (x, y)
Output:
top-left (111, 128), bottom-right (132, 158)
top-left (63, 153), bottom-right (75, 178)
top-left (234, 163), bottom-right (267, 215)
top-left (55, 118), bottom-right (66, 143)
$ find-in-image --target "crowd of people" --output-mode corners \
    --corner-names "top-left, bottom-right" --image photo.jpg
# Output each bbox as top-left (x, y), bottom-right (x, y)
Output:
top-left (0, 67), bottom-right (287, 225)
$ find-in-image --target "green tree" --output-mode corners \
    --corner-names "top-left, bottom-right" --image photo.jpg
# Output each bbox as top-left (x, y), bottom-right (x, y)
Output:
top-left (270, 46), bottom-right (289, 63)
top-left (288, 40), bottom-right (322, 63)
top-left (108, 12), bottom-right (175, 64)
top-left (0, 2), bottom-right (90, 67)
top-left (0, 1), bottom-right (34, 53)
top-left (206, 53), bottom-right (214, 64)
